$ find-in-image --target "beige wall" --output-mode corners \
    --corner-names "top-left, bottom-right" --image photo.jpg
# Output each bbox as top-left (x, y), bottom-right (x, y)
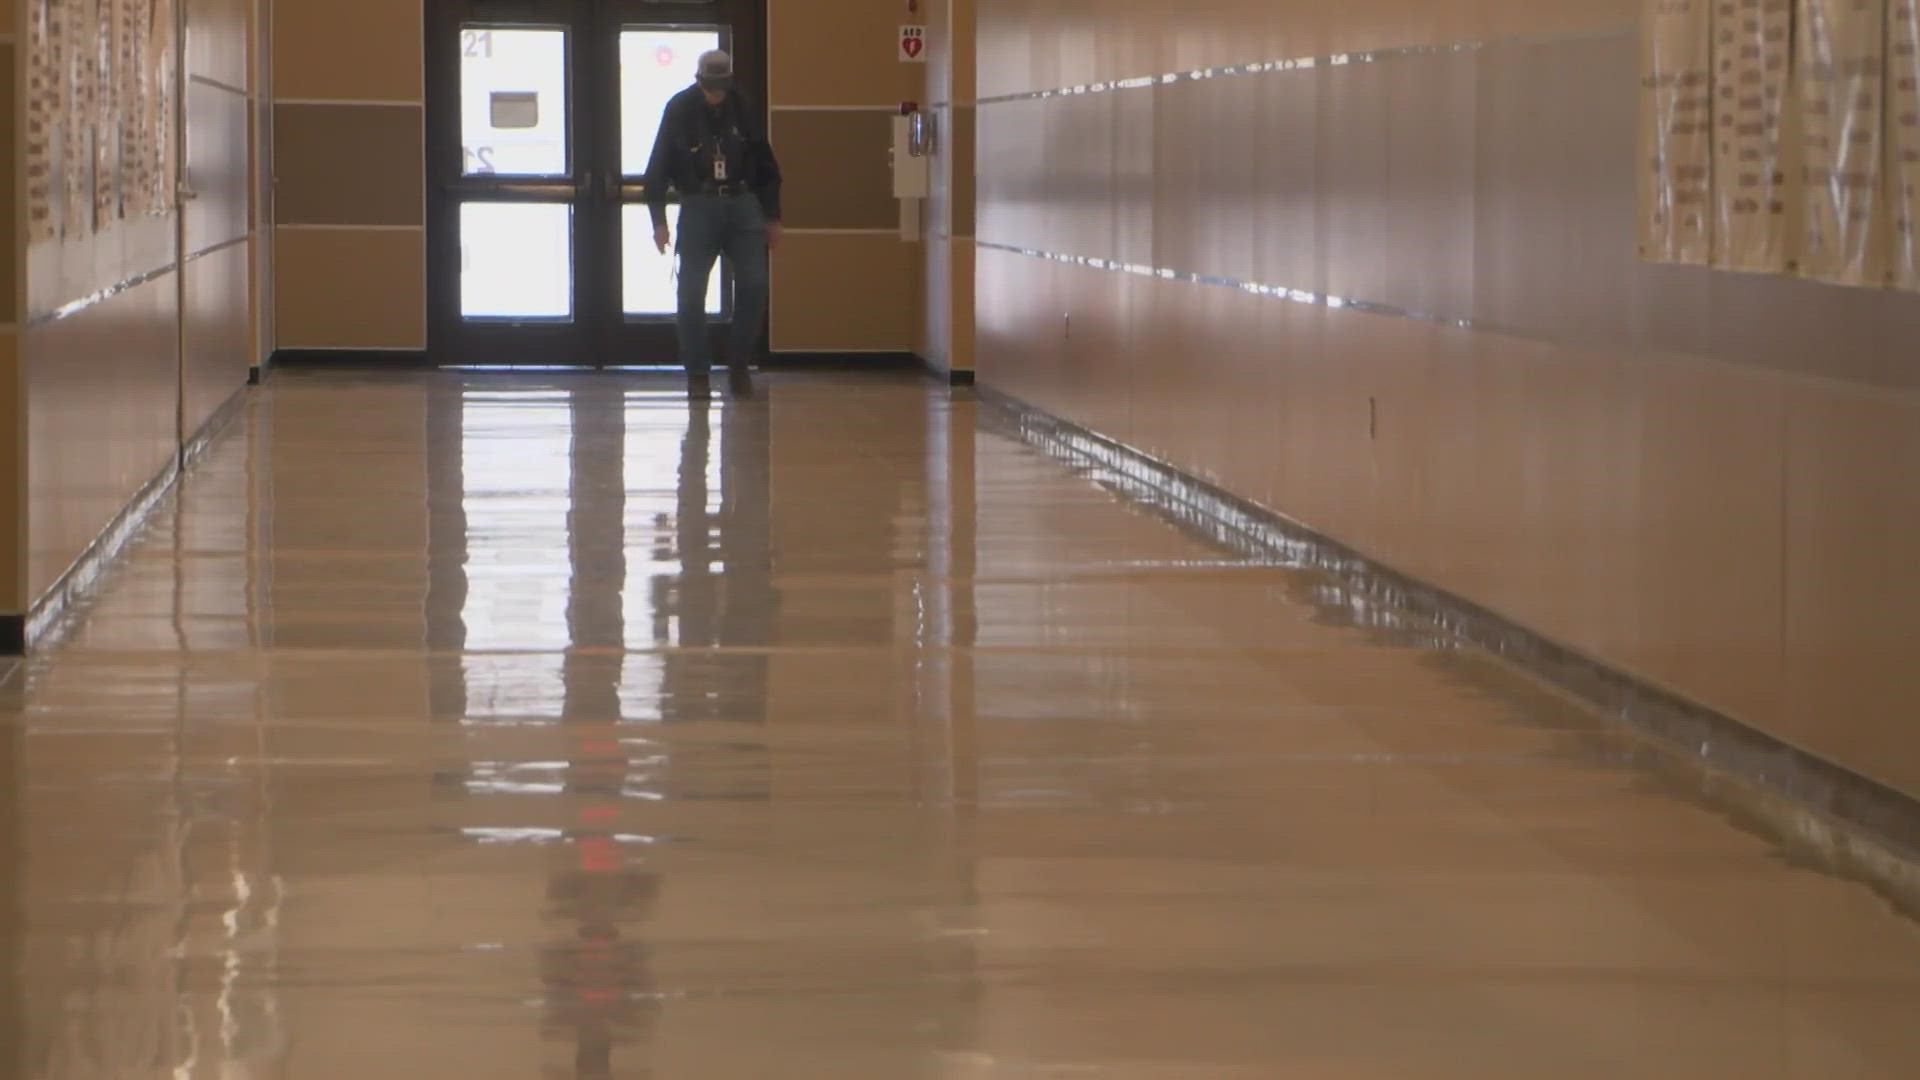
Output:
top-left (769, 0), bottom-right (922, 353)
top-left (921, 0), bottom-right (975, 375)
top-left (11, 0), bottom-right (264, 617)
top-left (974, 0), bottom-right (1920, 798)
top-left (270, 0), bottom-right (425, 350)
top-left (3, 12), bottom-right (19, 616)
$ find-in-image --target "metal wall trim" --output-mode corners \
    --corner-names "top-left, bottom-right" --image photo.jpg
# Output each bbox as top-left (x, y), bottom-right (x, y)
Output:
top-left (974, 240), bottom-right (1476, 329)
top-left (974, 26), bottom-right (1633, 106)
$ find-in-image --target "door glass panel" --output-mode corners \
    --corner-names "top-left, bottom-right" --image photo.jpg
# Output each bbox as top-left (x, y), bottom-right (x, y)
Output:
top-left (462, 203), bottom-right (574, 319)
top-left (624, 204), bottom-right (724, 316)
top-left (620, 29), bottom-right (723, 176)
top-left (462, 27), bottom-right (569, 176)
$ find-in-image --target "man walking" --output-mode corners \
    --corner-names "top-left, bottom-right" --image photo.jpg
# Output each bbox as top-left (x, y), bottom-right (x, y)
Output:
top-left (644, 50), bottom-right (783, 398)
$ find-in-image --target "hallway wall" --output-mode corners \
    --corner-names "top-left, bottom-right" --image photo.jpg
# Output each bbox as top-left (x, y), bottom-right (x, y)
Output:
top-left (269, 0), bottom-right (925, 358)
top-left (270, 0), bottom-right (424, 351)
top-left (18, 0), bottom-right (265, 610)
top-left (973, 0), bottom-right (1920, 798)
top-left (3, 11), bottom-right (19, 616)
top-left (920, 0), bottom-right (976, 377)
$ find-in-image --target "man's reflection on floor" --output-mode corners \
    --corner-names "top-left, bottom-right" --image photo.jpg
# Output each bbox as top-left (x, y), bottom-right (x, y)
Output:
top-left (656, 398), bottom-right (776, 736)
top-left (427, 377), bottom-right (777, 1076)
top-left (539, 777), bottom-right (660, 1079)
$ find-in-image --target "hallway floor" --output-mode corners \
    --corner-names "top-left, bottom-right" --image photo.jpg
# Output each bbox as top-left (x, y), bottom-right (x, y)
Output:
top-left (4, 370), bottom-right (1918, 1078)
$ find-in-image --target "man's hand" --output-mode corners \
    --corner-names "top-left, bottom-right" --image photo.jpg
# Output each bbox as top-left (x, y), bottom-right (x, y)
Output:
top-left (766, 221), bottom-right (783, 254)
top-left (653, 224), bottom-right (671, 254)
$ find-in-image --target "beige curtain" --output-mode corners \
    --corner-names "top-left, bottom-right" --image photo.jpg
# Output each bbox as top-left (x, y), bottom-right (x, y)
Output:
top-left (1713, 0), bottom-right (1795, 272)
top-left (1640, 0), bottom-right (1716, 264)
top-left (1795, 0), bottom-right (1888, 285)
top-left (26, 0), bottom-right (55, 242)
top-left (1890, 0), bottom-right (1920, 290)
top-left (92, 0), bottom-right (119, 232)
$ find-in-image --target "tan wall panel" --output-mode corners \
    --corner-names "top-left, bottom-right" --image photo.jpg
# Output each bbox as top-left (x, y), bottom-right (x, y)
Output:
top-left (0, 334), bottom-right (19, 614)
top-left (773, 234), bottom-right (919, 351)
top-left (773, 110), bottom-right (898, 230)
top-left (273, 0), bottom-right (423, 102)
top-left (950, 0), bottom-right (976, 103)
top-left (275, 227), bottom-right (426, 349)
top-left (951, 105), bottom-right (975, 237)
top-left (771, 0), bottom-right (922, 107)
top-left (949, 240), bottom-right (976, 371)
top-left (25, 276), bottom-right (180, 602)
top-left (183, 241), bottom-right (254, 440)
top-left (274, 104), bottom-right (424, 227)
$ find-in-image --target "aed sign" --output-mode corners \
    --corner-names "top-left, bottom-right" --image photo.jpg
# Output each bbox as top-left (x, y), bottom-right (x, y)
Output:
top-left (900, 25), bottom-right (928, 62)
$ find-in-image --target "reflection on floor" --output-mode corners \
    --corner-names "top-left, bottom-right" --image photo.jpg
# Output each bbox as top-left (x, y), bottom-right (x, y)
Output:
top-left (2, 370), bottom-right (1917, 1078)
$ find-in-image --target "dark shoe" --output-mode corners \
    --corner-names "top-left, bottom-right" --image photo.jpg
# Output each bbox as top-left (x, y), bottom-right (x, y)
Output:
top-left (688, 373), bottom-right (712, 400)
top-left (726, 361), bottom-right (755, 398)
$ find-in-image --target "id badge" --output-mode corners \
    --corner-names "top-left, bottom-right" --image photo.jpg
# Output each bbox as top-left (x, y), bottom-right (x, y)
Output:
top-left (713, 156), bottom-right (728, 182)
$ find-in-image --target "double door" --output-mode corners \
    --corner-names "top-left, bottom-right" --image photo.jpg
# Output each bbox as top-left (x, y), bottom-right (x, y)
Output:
top-left (426, 0), bottom-right (767, 365)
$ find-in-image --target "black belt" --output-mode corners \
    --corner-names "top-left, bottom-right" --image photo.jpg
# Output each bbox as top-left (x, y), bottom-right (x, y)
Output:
top-left (698, 183), bottom-right (748, 196)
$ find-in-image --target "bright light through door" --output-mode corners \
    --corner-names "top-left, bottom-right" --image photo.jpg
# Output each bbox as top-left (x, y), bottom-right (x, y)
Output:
top-left (620, 29), bottom-right (723, 176)
top-left (462, 203), bottom-right (573, 319)
top-left (624, 204), bottom-right (724, 316)
top-left (461, 27), bottom-right (569, 176)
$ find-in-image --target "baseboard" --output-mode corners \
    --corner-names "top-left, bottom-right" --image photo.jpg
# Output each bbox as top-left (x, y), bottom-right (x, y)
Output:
top-left (911, 353), bottom-right (977, 386)
top-left (977, 383), bottom-right (1920, 915)
top-left (270, 349), bottom-right (929, 374)
top-left (182, 383), bottom-right (250, 472)
top-left (762, 350), bottom-right (920, 370)
top-left (270, 348), bottom-right (433, 370)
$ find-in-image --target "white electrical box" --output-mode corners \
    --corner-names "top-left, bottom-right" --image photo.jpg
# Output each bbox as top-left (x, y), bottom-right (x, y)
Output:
top-left (892, 115), bottom-right (930, 200)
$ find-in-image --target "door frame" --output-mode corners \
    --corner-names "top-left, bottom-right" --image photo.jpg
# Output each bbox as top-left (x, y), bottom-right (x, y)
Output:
top-left (424, 0), bottom-right (769, 368)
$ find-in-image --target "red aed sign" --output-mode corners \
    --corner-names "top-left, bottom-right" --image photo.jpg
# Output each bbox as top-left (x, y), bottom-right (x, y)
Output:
top-left (900, 25), bottom-right (927, 62)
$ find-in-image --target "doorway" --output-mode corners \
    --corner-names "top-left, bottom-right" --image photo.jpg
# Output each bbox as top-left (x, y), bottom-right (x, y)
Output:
top-left (426, 0), bottom-right (768, 366)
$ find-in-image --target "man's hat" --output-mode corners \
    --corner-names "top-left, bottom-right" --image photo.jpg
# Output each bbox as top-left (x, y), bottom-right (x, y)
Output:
top-left (697, 50), bottom-right (734, 89)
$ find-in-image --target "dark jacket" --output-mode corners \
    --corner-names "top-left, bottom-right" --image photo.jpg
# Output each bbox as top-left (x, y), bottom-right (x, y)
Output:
top-left (642, 85), bottom-right (783, 228)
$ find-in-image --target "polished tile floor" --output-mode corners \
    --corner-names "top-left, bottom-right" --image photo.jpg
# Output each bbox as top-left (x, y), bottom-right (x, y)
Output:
top-left (3, 370), bottom-right (1918, 1079)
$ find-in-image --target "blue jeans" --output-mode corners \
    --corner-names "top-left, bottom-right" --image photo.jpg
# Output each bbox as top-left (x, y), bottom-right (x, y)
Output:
top-left (675, 193), bottom-right (769, 374)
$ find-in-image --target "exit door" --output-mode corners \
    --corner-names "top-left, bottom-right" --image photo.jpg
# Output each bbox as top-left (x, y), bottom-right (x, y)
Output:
top-left (426, 0), bottom-right (768, 366)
